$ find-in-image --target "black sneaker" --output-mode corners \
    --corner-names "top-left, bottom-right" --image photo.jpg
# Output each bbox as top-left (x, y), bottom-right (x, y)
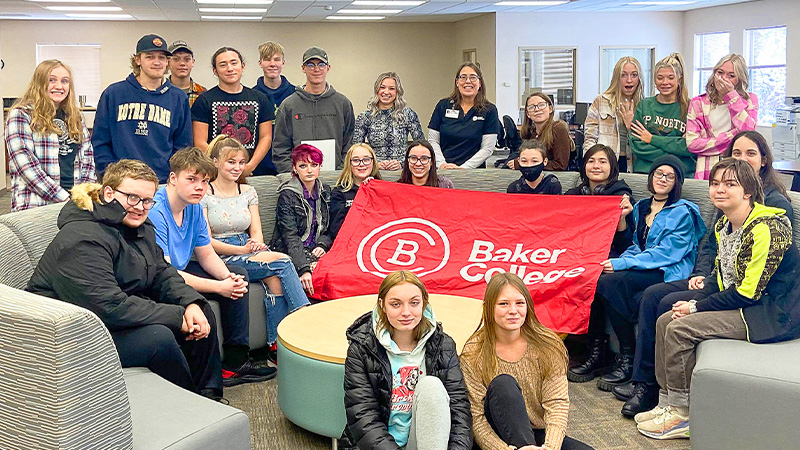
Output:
top-left (222, 360), bottom-right (276, 387)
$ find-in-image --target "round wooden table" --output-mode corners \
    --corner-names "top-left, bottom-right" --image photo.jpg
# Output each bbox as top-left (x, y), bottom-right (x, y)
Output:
top-left (276, 294), bottom-right (482, 444)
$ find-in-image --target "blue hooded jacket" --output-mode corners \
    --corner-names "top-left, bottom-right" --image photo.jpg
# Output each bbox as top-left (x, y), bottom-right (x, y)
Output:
top-left (92, 74), bottom-right (192, 183)
top-left (253, 75), bottom-right (296, 111)
top-left (610, 198), bottom-right (707, 282)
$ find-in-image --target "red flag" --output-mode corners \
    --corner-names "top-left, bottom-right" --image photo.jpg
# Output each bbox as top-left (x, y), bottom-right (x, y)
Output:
top-left (312, 180), bottom-right (621, 334)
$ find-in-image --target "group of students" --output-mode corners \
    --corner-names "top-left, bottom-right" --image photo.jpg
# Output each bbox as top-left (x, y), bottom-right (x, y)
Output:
top-left (5, 31), bottom-right (800, 449)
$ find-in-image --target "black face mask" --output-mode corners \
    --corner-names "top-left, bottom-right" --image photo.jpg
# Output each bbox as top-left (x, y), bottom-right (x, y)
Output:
top-left (519, 163), bottom-right (544, 182)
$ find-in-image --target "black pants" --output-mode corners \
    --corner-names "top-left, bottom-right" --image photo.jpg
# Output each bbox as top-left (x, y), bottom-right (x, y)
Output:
top-left (631, 279), bottom-right (692, 384)
top-left (592, 269), bottom-right (664, 348)
top-left (111, 302), bottom-right (222, 393)
top-left (184, 261), bottom-right (251, 367)
top-left (484, 374), bottom-right (594, 450)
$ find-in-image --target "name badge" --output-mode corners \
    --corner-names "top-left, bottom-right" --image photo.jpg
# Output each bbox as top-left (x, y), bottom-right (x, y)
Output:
top-left (445, 108), bottom-right (460, 119)
top-left (473, 116), bottom-right (485, 121)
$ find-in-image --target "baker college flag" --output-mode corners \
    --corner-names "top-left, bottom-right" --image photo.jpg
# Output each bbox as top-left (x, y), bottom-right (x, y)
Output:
top-left (312, 180), bottom-right (622, 333)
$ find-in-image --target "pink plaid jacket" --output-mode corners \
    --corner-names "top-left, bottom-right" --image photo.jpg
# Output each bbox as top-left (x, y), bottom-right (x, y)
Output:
top-left (5, 107), bottom-right (96, 211)
top-left (686, 91), bottom-right (758, 180)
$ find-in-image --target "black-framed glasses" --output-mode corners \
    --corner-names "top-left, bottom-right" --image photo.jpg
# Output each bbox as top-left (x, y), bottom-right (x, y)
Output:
top-left (350, 157), bottom-right (374, 166)
top-left (526, 102), bottom-right (549, 112)
top-left (304, 61), bottom-right (328, 70)
top-left (114, 189), bottom-right (156, 210)
top-left (653, 170), bottom-right (676, 182)
top-left (456, 74), bottom-right (480, 83)
top-left (408, 155), bottom-right (431, 165)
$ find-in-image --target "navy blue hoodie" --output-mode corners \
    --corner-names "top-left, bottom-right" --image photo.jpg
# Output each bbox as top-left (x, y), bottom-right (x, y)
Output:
top-left (253, 75), bottom-right (296, 111)
top-left (92, 74), bottom-right (192, 183)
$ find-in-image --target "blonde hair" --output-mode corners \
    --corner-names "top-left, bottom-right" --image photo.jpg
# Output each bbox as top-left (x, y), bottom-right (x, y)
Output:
top-left (207, 134), bottom-right (249, 182)
top-left (12, 60), bottom-right (84, 142)
top-left (130, 54), bottom-right (141, 77)
top-left (367, 72), bottom-right (408, 123)
top-left (654, 52), bottom-right (690, 117)
top-left (603, 56), bottom-right (645, 111)
top-left (335, 143), bottom-right (381, 191)
top-left (462, 273), bottom-right (568, 386)
top-left (72, 159), bottom-right (158, 211)
top-left (375, 271), bottom-right (433, 342)
top-left (706, 53), bottom-right (750, 104)
top-left (258, 41), bottom-right (285, 61)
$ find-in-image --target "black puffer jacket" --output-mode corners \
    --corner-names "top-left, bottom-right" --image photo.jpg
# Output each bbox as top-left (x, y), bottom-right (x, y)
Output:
top-left (342, 312), bottom-right (473, 450)
top-left (269, 176), bottom-right (333, 275)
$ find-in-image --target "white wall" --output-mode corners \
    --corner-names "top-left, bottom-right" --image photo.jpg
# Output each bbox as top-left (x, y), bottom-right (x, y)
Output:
top-left (494, 11), bottom-right (683, 119)
top-left (683, 0), bottom-right (800, 141)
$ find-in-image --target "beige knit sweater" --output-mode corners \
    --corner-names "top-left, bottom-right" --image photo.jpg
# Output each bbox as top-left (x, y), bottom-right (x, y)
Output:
top-left (460, 337), bottom-right (569, 450)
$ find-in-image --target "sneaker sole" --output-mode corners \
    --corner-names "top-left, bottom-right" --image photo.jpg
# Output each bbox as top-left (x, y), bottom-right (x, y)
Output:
top-left (567, 364), bottom-right (614, 383)
top-left (597, 377), bottom-right (630, 392)
top-left (638, 423), bottom-right (690, 440)
top-left (223, 372), bottom-right (277, 388)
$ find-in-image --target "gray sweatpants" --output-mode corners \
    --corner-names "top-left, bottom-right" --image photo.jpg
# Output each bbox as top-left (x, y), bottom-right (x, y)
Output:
top-left (655, 310), bottom-right (747, 408)
top-left (405, 376), bottom-right (451, 450)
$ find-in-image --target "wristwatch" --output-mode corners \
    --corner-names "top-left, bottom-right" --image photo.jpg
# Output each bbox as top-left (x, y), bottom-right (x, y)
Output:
top-left (688, 299), bottom-right (698, 314)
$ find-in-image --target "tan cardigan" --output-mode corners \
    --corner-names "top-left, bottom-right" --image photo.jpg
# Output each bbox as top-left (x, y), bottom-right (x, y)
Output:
top-left (460, 337), bottom-right (569, 450)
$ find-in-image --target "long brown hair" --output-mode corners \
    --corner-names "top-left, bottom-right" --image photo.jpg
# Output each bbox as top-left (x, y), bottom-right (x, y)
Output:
top-left (12, 60), bottom-right (84, 142)
top-left (375, 270), bottom-right (433, 342)
top-left (520, 92), bottom-right (574, 155)
top-left (724, 130), bottom-right (790, 201)
top-left (398, 140), bottom-right (440, 187)
top-left (447, 62), bottom-right (489, 112)
top-left (462, 273), bottom-right (568, 386)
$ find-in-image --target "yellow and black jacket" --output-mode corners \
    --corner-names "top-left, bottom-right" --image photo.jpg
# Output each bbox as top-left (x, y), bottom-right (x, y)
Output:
top-left (694, 203), bottom-right (800, 343)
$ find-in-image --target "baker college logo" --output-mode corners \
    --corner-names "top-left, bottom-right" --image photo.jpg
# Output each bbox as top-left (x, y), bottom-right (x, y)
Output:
top-left (357, 218), bottom-right (450, 279)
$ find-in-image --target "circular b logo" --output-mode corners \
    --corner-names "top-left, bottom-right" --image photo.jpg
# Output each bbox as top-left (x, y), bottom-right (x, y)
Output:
top-left (357, 218), bottom-right (450, 278)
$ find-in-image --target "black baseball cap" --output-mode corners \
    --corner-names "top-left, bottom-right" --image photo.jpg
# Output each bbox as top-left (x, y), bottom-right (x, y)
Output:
top-left (136, 34), bottom-right (171, 55)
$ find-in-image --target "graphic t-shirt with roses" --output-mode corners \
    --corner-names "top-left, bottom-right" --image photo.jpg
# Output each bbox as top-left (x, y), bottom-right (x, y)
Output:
top-left (192, 86), bottom-right (275, 154)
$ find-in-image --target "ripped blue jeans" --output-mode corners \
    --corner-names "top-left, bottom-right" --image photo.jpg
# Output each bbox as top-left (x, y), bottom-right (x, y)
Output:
top-left (218, 233), bottom-right (310, 344)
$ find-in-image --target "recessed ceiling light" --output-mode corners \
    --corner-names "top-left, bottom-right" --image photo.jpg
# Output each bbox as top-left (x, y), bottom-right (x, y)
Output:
top-left (198, 8), bottom-right (269, 13)
top-left (337, 9), bottom-right (402, 14)
top-left (64, 13), bottom-right (133, 19)
top-left (494, 1), bottom-right (568, 5)
top-left (628, 1), bottom-right (697, 4)
top-left (351, 1), bottom-right (425, 6)
top-left (326, 15), bottom-right (386, 20)
top-left (201, 15), bottom-right (264, 20)
top-left (197, 0), bottom-right (272, 4)
top-left (46, 6), bottom-right (122, 11)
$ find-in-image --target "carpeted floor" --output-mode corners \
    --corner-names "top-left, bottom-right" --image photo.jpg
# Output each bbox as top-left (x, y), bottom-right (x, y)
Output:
top-left (224, 377), bottom-right (691, 450)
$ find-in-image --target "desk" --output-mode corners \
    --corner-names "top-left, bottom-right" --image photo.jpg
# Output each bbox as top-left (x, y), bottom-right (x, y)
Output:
top-left (276, 294), bottom-right (482, 446)
top-left (773, 160), bottom-right (800, 192)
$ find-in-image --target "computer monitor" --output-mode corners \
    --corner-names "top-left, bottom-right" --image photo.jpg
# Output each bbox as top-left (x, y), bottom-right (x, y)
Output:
top-left (574, 102), bottom-right (589, 125)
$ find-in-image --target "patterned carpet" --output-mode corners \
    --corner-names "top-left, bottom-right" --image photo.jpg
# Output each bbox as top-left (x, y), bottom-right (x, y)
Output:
top-left (224, 377), bottom-right (691, 450)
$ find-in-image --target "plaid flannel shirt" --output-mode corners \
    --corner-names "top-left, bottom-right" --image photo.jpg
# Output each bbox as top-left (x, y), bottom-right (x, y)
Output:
top-left (186, 79), bottom-right (207, 107)
top-left (5, 107), bottom-right (96, 211)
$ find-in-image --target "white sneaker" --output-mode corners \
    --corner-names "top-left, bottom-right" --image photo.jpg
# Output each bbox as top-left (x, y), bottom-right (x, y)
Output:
top-left (637, 408), bottom-right (690, 440)
top-left (634, 405), bottom-right (669, 424)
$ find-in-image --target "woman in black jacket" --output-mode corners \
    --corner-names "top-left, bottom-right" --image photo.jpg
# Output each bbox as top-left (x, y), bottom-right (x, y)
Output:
top-left (343, 270), bottom-right (472, 450)
top-left (269, 144), bottom-right (332, 296)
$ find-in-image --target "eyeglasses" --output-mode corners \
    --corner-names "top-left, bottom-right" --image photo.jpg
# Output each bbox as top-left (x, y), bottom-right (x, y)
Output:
top-left (526, 102), bottom-right (549, 112)
top-left (408, 155), bottom-right (431, 165)
top-left (114, 189), bottom-right (156, 210)
top-left (304, 62), bottom-right (328, 70)
top-left (653, 170), bottom-right (676, 182)
top-left (350, 157), bottom-right (374, 166)
top-left (170, 56), bottom-right (193, 63)
top-left (456, 74), bottom-right (480, 83)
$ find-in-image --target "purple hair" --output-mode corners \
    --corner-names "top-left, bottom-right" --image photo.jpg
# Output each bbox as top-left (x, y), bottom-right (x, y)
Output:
top-left (291, 144), bottom-right (324, 167)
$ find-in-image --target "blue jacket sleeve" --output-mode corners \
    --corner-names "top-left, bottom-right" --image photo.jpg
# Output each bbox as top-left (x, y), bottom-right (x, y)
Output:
top-left (611, 208), bottom-right (697, 272)
top-left (92, 90), bottom-right (115, 176)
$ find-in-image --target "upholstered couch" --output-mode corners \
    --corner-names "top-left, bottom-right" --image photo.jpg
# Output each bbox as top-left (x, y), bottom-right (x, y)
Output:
top-left (0, 207), bottom-right (251, 450)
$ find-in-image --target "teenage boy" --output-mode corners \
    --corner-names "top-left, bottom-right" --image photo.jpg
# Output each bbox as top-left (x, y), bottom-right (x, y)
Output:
top-left (168, 40), bottom-right (206, 107)
top-left (638, 158), bottom-right (800, 440)
top-left (253, 41), bottom-right (295, 113)
top-left (27, 159), bottom-right (222, 398)
top-left (272, 46), bottom-right (355, 173)
top-left (192, 47), bottom-right (276, 176)
top-left (148, 147), bottom-right (275, 386)
top-left (93, 34), bottom-right (192, 184)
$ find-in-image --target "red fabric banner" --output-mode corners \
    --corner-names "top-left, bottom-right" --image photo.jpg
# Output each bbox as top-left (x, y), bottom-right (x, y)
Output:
top-left (312, 180), bottom-right (621, 334)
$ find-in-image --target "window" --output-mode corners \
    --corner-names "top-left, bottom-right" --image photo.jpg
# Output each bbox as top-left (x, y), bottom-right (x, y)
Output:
top-left (745, 26), bottom-right (787, 126)
top-left (519, 47), bottom-right (576, 111)
top-left (693, 32), bottom-right (730, 97)
top-left (600, 47), bottom-right (655, 98)
top-left (36, 44), bottom-right (102, 108)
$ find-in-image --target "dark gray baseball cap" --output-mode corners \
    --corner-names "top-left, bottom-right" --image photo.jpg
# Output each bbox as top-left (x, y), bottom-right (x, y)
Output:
top-left (302, 46), bottom-right (328, 64)
top-left (168, 40), bottom-right (193, 55)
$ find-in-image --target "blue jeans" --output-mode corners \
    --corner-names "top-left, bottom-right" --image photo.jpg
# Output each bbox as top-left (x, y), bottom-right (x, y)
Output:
top-left (218, 233), bottom-right (310, 344)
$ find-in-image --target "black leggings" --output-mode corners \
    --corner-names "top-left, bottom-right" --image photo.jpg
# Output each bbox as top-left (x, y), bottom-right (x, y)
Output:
top-left (484, 374), bottom-right (594, 450)
top-left (111, 302), bottom-right (222, 394)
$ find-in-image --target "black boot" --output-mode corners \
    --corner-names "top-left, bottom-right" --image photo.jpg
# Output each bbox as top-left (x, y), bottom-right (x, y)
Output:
top-left (612, 381), bottom-right (636, 401)
top-left (567, 336), bottom-right (610, 383)
top-left (597, 344), bottom-right (634, 391)
top-left (621, 382), bottom-right (659, 418)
